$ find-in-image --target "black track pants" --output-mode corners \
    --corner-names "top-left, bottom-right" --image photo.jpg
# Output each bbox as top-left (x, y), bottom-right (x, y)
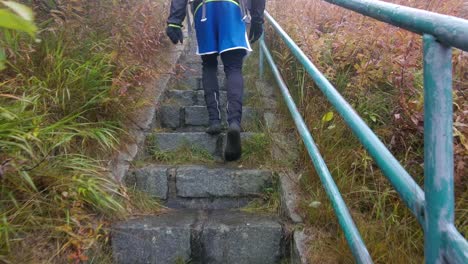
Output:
top-left (201, 49), bottom-right (246, 126)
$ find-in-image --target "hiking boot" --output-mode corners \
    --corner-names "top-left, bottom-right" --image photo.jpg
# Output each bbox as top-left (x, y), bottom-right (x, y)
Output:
top-left (225, 122), bottom-right (241, 161)
top-left (206, 122), bottom-right (222, 135)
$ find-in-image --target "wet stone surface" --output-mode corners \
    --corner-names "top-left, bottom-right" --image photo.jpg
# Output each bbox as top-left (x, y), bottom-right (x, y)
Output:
top-left (113, 34), bottom-right (295, 264)
top-left (201, 210), bottom-right (283, 264)
top-left (112, 211), bottom-right (195, 264)
top-left (176, 166), bottom-right (273, 198)
top-left (164, 90), bottom-right (197, 106)
top-left (160, 105), bottom-right (181, 129)
top-left (184, 106), bottom-right (212, 126)
top-left (150, 132), bottom-right (221, 156)
top-left (124, 165), bottom-right (169, 199)
top-left (112, 210), bottom-right (283, 264)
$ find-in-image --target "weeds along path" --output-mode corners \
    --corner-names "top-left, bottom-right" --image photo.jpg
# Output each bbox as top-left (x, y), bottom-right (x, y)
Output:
top-left (111, 33), bottom-right (304, 264)
top-left (0, 0), bottom-right (177, 262)
top-left (261, 0), bottom-right (468, 263)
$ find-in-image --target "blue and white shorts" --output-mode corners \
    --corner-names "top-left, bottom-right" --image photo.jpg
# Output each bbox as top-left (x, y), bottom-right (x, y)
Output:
top-left (194, 0), bottom-right (252, 55)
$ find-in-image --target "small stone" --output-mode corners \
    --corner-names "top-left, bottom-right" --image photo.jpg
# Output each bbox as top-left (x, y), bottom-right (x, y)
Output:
top-left (308, 201), bottom-right (322, 208)
top-left (279, 172), bottom-right (304, 224)
top-left (292, 230), bottom-right (310, 264)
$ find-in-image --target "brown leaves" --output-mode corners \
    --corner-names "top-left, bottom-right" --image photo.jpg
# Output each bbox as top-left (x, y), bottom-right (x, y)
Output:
top-left (109, 0), bottom-right (169, 63)
top-left (56, 202), bottom-right (109, 264)
top-left (269, 0), bottom-right (467, 185)
top-left (454, 105), bottom-right (468, 186)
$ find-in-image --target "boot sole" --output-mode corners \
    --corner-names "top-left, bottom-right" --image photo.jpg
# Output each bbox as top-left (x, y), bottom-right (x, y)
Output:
top-left (206, 124), bottom-right (223, 135)
top-left (224, 128), bottom-right (241, 161)
top-left (206, 129), bottom-right (222, 135)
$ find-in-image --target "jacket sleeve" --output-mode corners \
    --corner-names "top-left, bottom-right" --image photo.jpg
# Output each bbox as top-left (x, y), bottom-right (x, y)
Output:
top-left (250, 0), bottom-right (266, 24)
top-left (167, 0), bottom-right (189, 26)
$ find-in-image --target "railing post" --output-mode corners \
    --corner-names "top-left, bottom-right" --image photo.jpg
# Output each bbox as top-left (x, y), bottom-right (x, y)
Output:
top-left (259, 32), bottom-right (265, 79)
top-left (423, 34), bottom-right (454, 264)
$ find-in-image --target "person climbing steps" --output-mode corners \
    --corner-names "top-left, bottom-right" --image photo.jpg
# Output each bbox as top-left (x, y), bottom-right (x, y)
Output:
top-left (166, 0), bottom-right (266, 161)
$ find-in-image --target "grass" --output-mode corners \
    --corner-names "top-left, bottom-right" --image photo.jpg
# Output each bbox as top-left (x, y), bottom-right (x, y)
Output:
top-left (274, 61), bottom-right (428, 262)
top-left (144, 132), bottom-right (216, 165)
top-left (125, 189), bottom-right (164, 215)
top-left (264, 0), bottom-right (467, 263)
top-left (0, 33), bottom-right (127, 259)
top-left (149, 145), bottom-right (217, 165)
top-left (143, 132), bottom-right (273, 168)
top-left (0, 0), bottom-right (170, 262)
top-left (238, 133), bottom-right (272, 166)
top-left (242, 174), bottom-right (281, 214)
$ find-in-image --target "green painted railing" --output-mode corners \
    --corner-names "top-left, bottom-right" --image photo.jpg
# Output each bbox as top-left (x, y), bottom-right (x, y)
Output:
top-left (259, 1), bottom-right (468, 263)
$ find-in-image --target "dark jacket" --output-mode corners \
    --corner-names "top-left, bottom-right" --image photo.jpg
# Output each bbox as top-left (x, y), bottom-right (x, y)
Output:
top-left (167, 0), bottom-right (266, 26)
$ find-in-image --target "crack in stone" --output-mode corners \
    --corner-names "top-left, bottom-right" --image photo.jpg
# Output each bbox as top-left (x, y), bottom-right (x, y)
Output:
top-left (190, 210), bottom-right (208, 264)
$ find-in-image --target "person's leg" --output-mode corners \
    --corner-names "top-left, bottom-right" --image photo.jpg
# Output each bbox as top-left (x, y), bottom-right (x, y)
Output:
top-left (221, 49), bottom-right (247, 161)
top-left (221, 49), bottom-right (247, 126)
top-left (201, 53), bottom-right (222, 134)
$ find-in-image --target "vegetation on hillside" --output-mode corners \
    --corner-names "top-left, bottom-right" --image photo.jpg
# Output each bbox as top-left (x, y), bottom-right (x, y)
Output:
top-left (0, 0), bottom-right (169, 262)
top-left (267, 0), bottom-right (467, 263)
top-left (1, 0), bottom-right (466, 262)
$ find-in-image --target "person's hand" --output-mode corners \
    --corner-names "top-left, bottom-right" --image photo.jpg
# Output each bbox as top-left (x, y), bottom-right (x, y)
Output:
top-left (166, 24), bottom-right (183, 44)
top-left (249, 21), bottom-right (263, 44)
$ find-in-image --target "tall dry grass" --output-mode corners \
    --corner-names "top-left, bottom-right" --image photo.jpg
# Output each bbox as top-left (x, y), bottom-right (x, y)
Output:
top-left (266, 0), bottom-right (467, 262)
top-left (0, 0), bottom-right (169, 262)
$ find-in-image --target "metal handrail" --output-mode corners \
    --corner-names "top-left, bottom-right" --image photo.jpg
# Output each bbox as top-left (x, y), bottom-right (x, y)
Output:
top-left (324, 0), bottom-right (468, 52)
top-left (259, 1), bottom-right (468, 263)
top-left (260, 40), bottom-right (373, 264)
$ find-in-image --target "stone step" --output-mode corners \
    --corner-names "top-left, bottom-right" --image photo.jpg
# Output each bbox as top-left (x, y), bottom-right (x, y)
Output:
top-left (166, 75), bottom-right (202, 91)
top-left (148, 132), bottom-right (260, 158)
top-left (167, 74), bottom-right (227, 91)
top-left (124, 165), bottom-right (273, 209)
top-left (159, 105), bottom-right (260, 130)
top-left (112, 210), bottom-right (284, 264)
top-left (166, 89), bottom-right (258, 107)
top-left (177, 62), bottom-right (224, 76)
top-left (163, 89), bottom-right (227, 107)
top-left (167, 59), bottom-right (260, 92)
top-left (163, 89), bottom-right (257, 107)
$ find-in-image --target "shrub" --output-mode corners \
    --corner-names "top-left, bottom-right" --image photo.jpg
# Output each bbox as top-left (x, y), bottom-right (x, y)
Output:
top-left (266, 0), bottom-right (467, 262)
top-left (0, 0), bottom-right (169, 262)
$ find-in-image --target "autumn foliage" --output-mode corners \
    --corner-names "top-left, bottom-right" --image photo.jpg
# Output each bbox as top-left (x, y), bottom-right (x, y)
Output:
top-left (269, 0), bottom-right (467, 185)
top-left (266, 0), bottom-right (467, 262)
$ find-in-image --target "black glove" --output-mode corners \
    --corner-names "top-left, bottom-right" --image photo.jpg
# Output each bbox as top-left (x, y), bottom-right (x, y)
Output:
top-left (249, 21), bottom-right (263, 44)
top-left (166, 24), bottom-right (183, 44)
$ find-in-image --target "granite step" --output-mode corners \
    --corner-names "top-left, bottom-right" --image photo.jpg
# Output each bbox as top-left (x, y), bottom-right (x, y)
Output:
top-left (162, 89), bottom-right (257, 107)
top-left (112, 210), bottom-right (284, 264)
top-left (147, 132), bottom-right (261, 158)
top-left (159, 105), bottom-right (260, 130)
top-left (124, 165), bottom-right (274, 209)
top-left (163, 89), bottom-right (226, 107)
top-left (174, 62), bottom-right (224, 78)
top-left (167, 75), bottom-right (227, 91)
